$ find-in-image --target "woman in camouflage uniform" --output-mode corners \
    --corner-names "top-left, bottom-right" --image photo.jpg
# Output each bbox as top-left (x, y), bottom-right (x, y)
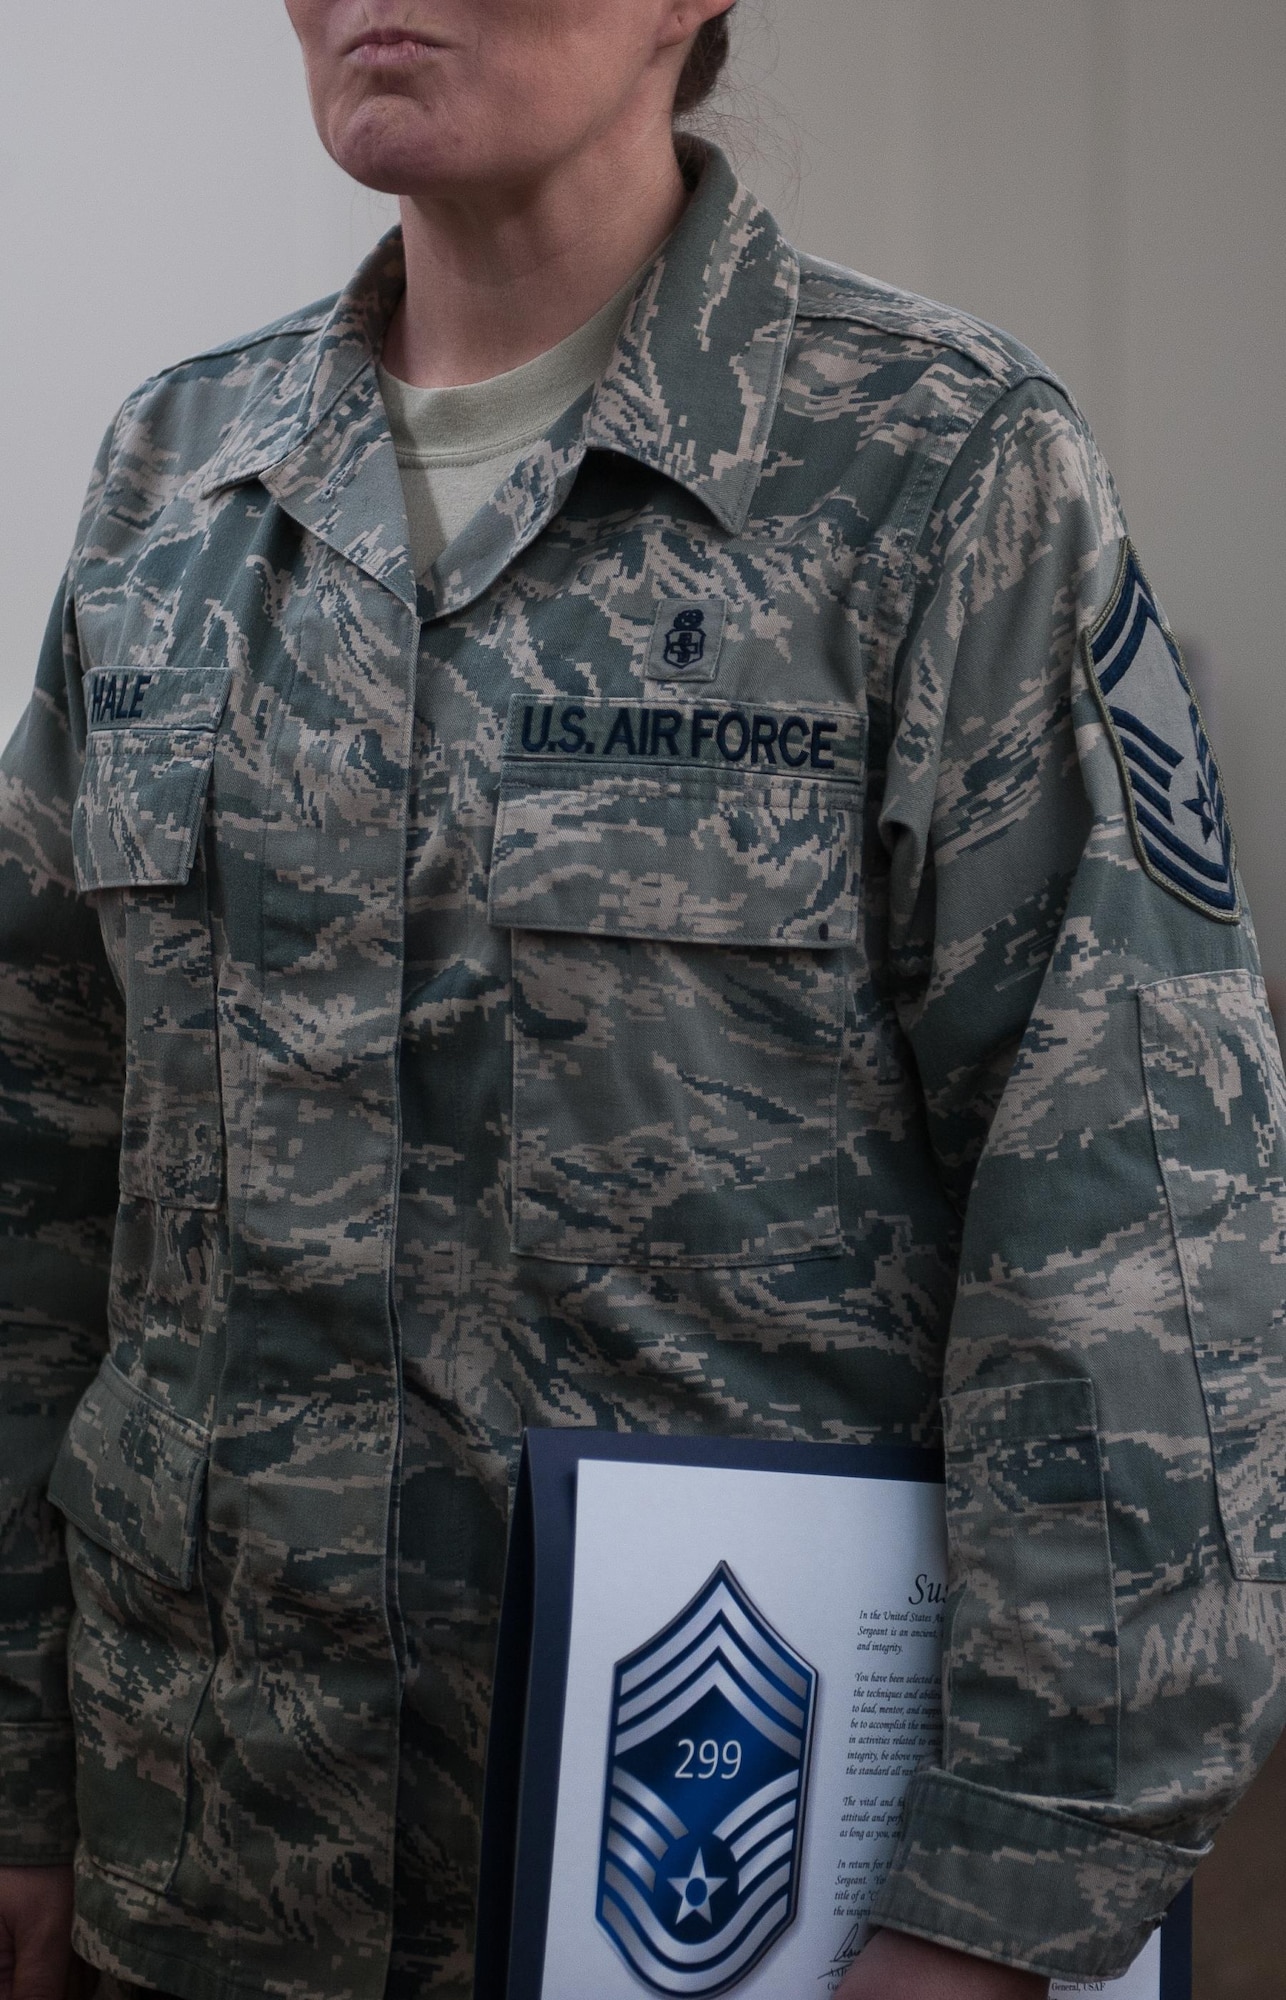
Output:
top-left (2, 4), bottom-right (1284, 1998)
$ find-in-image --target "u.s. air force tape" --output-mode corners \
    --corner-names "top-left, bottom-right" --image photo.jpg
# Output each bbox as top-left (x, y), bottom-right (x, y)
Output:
top-left (503, 698), bottom-right (863, 783)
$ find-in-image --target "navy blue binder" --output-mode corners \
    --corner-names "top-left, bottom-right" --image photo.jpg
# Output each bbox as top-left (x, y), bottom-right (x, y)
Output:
top-left (474, 1428), bottom-right (1192, 2000)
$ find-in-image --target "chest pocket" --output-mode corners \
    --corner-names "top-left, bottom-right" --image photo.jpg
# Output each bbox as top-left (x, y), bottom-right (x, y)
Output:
top-left (488, 697), bottom-right (864, 1268)
top-left (73, 664), bottom-right (232, 1210)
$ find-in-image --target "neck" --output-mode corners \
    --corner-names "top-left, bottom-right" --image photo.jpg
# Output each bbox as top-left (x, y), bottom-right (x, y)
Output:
top-left (382, 120), bottom-right (689, 389)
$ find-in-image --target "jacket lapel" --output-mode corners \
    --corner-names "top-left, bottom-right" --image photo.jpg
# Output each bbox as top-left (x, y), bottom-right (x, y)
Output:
top-left (201, 231), bottom-right (417, 613)
top-left (198, 146), bottom-right (800, 622)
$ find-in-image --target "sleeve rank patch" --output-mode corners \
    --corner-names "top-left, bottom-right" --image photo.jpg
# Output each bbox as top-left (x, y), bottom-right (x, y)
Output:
top-left (1086, 541), bottom-right (1239, 922)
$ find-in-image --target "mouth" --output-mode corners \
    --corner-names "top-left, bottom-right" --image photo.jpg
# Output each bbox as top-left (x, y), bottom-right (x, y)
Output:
top-left (347, 25), bottom-right (443, 64)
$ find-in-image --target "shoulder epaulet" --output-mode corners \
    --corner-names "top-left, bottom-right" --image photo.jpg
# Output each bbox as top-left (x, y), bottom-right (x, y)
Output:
top-left (794, 252), bottom-right (1066, 398)
top-left (138, 295), bottom-right (337, 389)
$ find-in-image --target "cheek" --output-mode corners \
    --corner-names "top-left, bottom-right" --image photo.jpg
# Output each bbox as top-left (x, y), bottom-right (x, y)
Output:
top-left (477, 35), bottom-right (642, 159)
top-left (466, 0), bottom-right (658, 154)
top-left (282, 0), bottom-right (333, 70)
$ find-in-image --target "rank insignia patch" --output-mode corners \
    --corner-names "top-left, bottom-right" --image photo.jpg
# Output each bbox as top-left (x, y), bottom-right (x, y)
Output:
top-left (1087, 542), bottom-right (1239, 921)
top-left (596, 1563), bottom-right (817, 1997)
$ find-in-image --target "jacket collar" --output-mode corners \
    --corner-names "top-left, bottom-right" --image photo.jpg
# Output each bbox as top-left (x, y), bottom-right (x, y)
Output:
top-left (200, 230), bottom-right (419, 609)
top-left (584, 146), bottom-right (799, 536)
top-left (200, 147), bottom-right (799, 609)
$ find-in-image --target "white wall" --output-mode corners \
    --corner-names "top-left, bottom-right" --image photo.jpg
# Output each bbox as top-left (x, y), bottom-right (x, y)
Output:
top-left (3, 1), bottom-right (1283, 968)
top-left (0, 1), bottom-right (395, 735)
top-left (732, 0), bottom-right (1286, 974)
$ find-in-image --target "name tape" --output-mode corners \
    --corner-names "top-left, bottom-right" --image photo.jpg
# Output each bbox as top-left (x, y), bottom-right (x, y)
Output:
top-left (505, 699), bottom-right (862, 780)
top-left (88, 670), bottom-right (155, 726)
top-left (85, 666), bottom-right (231, 733)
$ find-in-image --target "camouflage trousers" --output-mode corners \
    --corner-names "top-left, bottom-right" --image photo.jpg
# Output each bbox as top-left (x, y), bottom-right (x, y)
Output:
top-left (95, 1982), bottom-right (181, 2000)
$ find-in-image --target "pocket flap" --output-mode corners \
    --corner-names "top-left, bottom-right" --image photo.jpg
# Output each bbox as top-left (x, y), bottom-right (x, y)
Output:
top-left (1139, 969), bottom-right (1286, 1580)
top-left (488, 696), bottom-right (864, 947)
top-left (47, 1359), bottom-right (208, 1590)
top-left (940, 1377), bottom-right (1119, 1797)
top-left (942, 1377), bottom-right (1105, 1504)
top-left (73, 663), bottom-right (232, 892)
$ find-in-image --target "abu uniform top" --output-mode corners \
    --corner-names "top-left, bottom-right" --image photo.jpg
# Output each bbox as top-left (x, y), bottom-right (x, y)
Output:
top-left (1, 146), bottom-right (1284, 1999)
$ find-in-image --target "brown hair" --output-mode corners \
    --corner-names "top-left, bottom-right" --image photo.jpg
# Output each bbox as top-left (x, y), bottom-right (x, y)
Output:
top-left (674, 6), bottom-right (735, 118)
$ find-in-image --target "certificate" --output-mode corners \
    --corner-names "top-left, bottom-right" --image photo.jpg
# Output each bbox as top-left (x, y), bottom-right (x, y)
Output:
top-left (474, 1431), bottom-right (1189, 2000)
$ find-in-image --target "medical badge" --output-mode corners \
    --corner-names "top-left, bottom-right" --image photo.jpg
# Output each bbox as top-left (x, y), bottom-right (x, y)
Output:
top-left (647, 599), bottom-right (726, 683)
top-left (664, 610), bottom-right (708, 670)
top-left (596, 1563), bottom-right (817, 1996)
top-left (1087, 542), bottom-right (1238, 921)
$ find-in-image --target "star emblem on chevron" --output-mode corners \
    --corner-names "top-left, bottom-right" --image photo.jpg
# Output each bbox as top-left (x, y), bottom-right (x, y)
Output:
top-left (668, 1848), bottom-right (727, 1924)
top-left (596, 1563), bottom-right (817, 1996)
top-left (1087, 541), bottom-right (1238, 920)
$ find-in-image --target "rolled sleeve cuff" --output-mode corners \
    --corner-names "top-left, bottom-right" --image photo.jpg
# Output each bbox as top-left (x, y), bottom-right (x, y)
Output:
top-left (0, 1721), bottom-right (78, 1864)
top-left (869, 1770), bottom-right (1203, 1982)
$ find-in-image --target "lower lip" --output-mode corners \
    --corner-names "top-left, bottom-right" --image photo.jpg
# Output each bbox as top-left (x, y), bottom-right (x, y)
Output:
top-left (350, 38), bottom-right (437, 67)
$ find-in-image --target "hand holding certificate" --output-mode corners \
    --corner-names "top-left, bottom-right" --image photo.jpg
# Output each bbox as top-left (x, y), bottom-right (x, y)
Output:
top-left (834, 1930), bottom-right (1049, 1998)
top-left (474, 1433), bottom-right (1189, 2000)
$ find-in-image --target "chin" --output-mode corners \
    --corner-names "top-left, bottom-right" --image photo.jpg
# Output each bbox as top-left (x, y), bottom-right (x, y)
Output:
top-left (328, 94), bottom-right (462, 198)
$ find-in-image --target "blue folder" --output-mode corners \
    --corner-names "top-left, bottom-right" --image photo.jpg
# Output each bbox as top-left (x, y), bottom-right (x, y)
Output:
top-left (473, 1428), bottom-right (1191, 2000)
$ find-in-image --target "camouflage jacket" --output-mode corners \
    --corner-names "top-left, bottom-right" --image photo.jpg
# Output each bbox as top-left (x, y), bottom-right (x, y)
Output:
top-left (1, 147), bottom-right (1284, 1999)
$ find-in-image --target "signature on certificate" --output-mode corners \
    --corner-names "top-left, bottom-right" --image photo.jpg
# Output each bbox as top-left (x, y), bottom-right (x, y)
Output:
top-left (819, 1922), bottom-right (866, 1990)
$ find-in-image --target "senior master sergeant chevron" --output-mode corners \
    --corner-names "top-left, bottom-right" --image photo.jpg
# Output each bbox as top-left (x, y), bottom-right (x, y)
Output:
top-left (1, 4), bottom-right (1285, 1999)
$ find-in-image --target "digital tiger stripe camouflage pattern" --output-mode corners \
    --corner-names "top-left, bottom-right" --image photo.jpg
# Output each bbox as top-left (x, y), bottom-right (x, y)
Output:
top-left (1, 147), bottom-right (1284, 1997)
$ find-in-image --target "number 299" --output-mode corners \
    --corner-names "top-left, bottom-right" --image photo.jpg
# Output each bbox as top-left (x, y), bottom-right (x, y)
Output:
top-left (675, 1738), bottom-right (742, 1780)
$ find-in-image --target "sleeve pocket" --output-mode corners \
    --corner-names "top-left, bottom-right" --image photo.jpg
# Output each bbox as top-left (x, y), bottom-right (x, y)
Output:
top-left (942, 1377), bottom-right (1119, 1799)
top-left (1140, 969), bottom-right (1286, 1581)
top-left (47, 1358), bottom-right (212, 1890)
top-left (47, 1357), bottom-right (207, 1590)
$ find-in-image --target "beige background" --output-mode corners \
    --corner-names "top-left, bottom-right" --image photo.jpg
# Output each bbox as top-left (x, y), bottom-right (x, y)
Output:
top-left (1, 1), bottom-right (1282, 967)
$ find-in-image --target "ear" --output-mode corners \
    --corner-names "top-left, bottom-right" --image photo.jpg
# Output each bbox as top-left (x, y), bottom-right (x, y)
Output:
top-left (655, 0), bottom-right (735, 57)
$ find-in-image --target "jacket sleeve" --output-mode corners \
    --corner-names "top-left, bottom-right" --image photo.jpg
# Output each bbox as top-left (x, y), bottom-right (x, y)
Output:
top-left (0, 440), bottom-right (124, 1862)
top-left (867, 378), bottom-right (1286, 1980)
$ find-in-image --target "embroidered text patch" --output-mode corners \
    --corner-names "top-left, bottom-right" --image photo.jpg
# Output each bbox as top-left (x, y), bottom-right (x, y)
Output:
top-left (504, 698), bottom-right (862, 783)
